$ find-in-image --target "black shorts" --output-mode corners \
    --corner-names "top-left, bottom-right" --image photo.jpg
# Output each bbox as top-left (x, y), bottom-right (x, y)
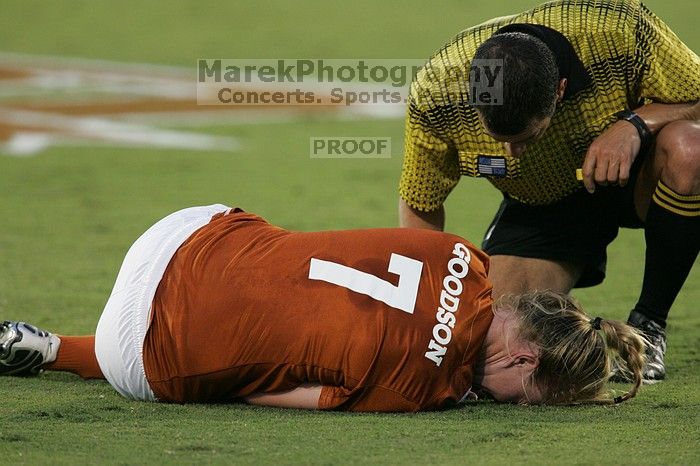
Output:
top-left (481, 156), bottom-right (646, 288)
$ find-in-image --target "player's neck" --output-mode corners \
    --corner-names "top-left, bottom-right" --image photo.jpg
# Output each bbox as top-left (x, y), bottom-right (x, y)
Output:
top-left (473, 312), bottom-right (518, 377)
top-left (471, 311), bottom-right (538, 402)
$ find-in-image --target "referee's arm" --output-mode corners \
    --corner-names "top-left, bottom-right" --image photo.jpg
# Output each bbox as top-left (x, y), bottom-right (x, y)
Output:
top-left (398, 99), bottom-right (459, 230)
top-left (630, 4), bottom-right (700, 131)
top-left (399, 199), bottom-right (445, 231)
top-left (634, 5), bottom-right (700, 109)
top-left (582, 5), bottom-right (700, 191)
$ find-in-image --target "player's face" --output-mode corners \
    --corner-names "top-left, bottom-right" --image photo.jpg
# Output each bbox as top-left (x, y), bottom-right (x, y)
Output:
top-left (478, 368), bottom-right (545, 405)
top-left (484, 116), bottom-right (552, 159)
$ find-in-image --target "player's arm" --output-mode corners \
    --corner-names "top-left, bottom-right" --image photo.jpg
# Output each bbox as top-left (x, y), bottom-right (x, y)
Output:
top-left (581, 6), bottom-right (700, 192)
top-left (398, 79), bottom-right (460, 230)
top-left (321, 385), bottom-right (421, 412)
top-left (244, 384), bottom-right (323, 409)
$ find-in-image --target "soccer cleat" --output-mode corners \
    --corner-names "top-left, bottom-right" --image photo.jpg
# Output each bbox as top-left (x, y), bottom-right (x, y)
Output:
top-left (628, 312), bottom-right (667, 383)
top-left (0, 321), bottom-right (60, 376)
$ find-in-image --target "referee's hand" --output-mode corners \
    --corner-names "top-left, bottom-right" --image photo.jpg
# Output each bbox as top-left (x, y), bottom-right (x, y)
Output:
top-left (581, 121), bottom-right (642, 193)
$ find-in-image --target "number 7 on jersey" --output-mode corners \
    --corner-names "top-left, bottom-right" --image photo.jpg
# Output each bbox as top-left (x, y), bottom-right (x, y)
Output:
top-left (308, 254), bottom-right (423, 314)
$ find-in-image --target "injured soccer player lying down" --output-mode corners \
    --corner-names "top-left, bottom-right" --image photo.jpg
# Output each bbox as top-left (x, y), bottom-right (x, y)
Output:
top-left (0, 205), bottom-right (647, 411)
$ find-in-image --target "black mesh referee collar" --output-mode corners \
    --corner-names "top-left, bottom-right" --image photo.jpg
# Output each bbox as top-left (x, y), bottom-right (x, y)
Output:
top-left (494, 23), bottom-right (592, 100)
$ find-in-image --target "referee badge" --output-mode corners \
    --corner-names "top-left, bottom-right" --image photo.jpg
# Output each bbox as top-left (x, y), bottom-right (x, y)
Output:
top-left (477, 155), bottom-right (507, 177)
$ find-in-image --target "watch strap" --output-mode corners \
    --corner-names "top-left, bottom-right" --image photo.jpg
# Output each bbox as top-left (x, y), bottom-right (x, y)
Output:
top-left (616, 109), bottom-right (652, 148)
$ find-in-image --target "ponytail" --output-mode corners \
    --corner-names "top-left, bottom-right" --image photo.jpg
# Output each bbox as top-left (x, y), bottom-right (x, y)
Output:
top-left (598, 319), bottom-right (646, 404)
top-left (506, 290), bottom-right (647, 405)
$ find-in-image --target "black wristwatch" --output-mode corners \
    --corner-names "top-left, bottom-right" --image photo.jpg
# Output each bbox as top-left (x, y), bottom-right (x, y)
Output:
top-left (615, 109), bottom-right (652, 149)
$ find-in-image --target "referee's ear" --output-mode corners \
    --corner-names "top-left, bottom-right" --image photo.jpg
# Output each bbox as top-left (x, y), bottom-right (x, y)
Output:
top-left (556, 78), bottom-right (568, 104)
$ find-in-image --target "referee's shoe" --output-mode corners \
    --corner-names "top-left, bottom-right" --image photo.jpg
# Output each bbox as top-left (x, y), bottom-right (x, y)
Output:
top-left (612, 312), bottom-right (667, 384)
top-left (629, 311), bottom-right (667, 382)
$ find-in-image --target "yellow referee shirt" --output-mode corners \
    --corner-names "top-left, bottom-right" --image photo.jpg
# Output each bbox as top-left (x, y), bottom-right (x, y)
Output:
top-left (399, 0), bottom-right (700, 209)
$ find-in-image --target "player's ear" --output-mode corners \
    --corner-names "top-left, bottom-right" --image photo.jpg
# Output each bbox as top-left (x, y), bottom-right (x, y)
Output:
top-left (509, 351), bottom-right (539, 371)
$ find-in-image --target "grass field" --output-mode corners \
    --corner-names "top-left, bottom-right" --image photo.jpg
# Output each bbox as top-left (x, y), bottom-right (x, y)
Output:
top-left (0, 1), bottom-right (698, 464)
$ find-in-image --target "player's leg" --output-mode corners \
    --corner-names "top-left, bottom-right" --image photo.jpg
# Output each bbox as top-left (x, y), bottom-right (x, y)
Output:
top-left (0, 321), bottom-right (102, 378)
top-left (94, 204), bottom-right (232, 401)
top-left (3, 204), bottom-right (233, 398)
top-left (46, 335), bottom-right (103, 378)
top-left (628, 120), bottom-right (700, 381)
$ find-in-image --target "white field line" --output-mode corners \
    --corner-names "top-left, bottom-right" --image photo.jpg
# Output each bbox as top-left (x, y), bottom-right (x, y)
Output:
top-left (107, 105), bottom-right (404, 127)
top-left (0, 109), bottom-right (240, 156)
top-left (0, 52), bottom-right (190, 78)
top-left (0, 68), bottom-right (194, 99)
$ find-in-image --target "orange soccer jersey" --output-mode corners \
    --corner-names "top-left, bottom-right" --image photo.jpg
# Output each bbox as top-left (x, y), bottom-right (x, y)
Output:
top-left (142, 209), bottom-right (493, 412)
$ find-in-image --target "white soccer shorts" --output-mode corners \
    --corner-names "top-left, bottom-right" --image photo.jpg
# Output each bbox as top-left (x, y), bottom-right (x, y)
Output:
top-left (94, 204), bottom-right (231, 401)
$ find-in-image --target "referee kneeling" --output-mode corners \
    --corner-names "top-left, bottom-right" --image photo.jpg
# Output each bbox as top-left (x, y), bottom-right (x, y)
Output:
top-left (399, 0), bottom-right (699, 382)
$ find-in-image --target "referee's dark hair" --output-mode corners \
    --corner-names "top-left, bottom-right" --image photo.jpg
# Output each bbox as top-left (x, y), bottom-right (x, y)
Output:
top-left (470, 32), bottom-right (559, 136)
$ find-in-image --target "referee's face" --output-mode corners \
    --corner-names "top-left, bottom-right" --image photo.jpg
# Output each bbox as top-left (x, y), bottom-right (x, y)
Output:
top-left (483, 116), bottom-right (552, 158)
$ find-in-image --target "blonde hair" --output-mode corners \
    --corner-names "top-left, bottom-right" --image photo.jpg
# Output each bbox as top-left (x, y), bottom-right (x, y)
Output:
top-left (500, 290), bottom-right (646, 405)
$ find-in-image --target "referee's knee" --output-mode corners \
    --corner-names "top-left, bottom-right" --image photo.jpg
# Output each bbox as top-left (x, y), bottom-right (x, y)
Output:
top-left (655, 120), bottom-right (700, 194)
